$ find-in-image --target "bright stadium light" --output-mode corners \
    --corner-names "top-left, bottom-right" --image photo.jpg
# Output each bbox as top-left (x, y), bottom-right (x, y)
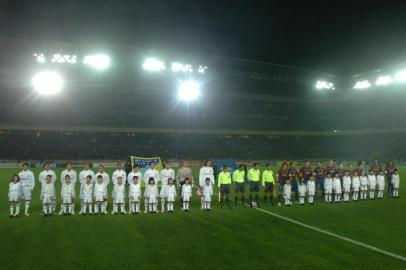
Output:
top-left (142, 58), bottom-right (165, 71)
top-left (31, 71), bottom-right (63, 95)
top-left (178, 80), bottom-right (200, 101)
top-left (83, 54), bottom-right (110, 69)
top-left (395, 70), bottom-right (406, 82)
top-left (375, 75), bottom-right (393, 86)
top-left (33, 53), bottom-right (46, 63)
top-left (171, 62), bottom-right (193, 72)
top-left (315, 80), bottom-right (335, 90)
top-left (353, 80), bottom-right (371, 90)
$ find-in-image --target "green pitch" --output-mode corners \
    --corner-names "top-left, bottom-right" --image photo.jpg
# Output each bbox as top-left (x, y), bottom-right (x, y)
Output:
top-left (0, 167), bottom-right (405, 270)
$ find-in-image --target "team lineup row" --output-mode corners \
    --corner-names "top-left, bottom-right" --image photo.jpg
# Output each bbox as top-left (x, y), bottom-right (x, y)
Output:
top-left (6, 160), bottom-right (401, 217)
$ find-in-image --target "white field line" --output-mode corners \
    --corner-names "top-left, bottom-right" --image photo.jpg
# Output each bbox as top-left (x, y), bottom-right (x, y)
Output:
top-left (254, 207), bottom-right (406, 263)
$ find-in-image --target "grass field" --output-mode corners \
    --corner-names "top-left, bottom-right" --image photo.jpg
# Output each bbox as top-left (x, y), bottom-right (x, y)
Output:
top-left (0, 166), bottom-right (405, 270)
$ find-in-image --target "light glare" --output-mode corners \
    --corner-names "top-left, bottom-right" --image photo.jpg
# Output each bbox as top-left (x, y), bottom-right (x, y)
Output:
top-left (375, 75), bottom-right (393, 86)
top-left (353, 80), bottom-right (371, 90)
top-left (31, 71), bottom-right (63, 95)
top-left (315, 80), bottom-right (335, 90)
top-left (395, 70), bottom-right (406, 82)
top-left (178, 80), bottom-right (200, 101)
top-left (142, 58), bottom-right (165, 71)
top-left (83, 54), bottom-right (110, 69)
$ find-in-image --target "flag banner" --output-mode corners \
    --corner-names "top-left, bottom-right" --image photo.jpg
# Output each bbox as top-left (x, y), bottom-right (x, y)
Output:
top-left (130, 156), bottom-right (163, 175)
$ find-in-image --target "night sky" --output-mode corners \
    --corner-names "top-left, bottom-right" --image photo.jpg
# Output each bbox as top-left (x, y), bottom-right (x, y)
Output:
top-left (1, 0), bottom-right (406, 75)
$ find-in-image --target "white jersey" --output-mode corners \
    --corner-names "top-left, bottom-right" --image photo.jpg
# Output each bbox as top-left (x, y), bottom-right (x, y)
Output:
top-left (307, 181), bottom-right (315, 196)
top-left (144, 168), bottom-right (160, 186)
top-left (127, 171), bottom-right (142, 185)
top-left (160, 168), bottom-right (175, 186)
top-left (377, 175), bottom-right (385, 190)
top-left (39, 169), bottom-right (57, 185)
top-left (199, 166), bottom-right (215, 186)
top-left (79, 169), bottom-right (95, 184)
top-left (145, 184), bottom-right (159, 203)
top-left (203, 184), bottom-right (213, 202)
top-left (343, 176), bottom-right (352, 192)
top-left (181, 184), bottom-right (192, 201)
top-left (18, 170), bottom-right (35, 189)
top-left (391, 174), bottom-right (400, 188)
top-left (61, 183), bottom-right (75, 203)
top-left (324, 178), bottom-right (333, 192)
top-left (333, 178), bottom-right (341, 193)
top-left (94, 182), bottom-right (108, 201)
top-left (352, 176), bottom-right (360, 190)
top-left (298, 183), bottom-right (306, 196)
top-left (129, 183), bottom-right (142, 201)
top-left (41, 182), bottom-right (55, 203)
top-left (360, 176), bottom-right (368, 186)
top-left (166, 185), bottom-right (177, 202)
top-left (368, 175), bottom-right (376, 189)
top-left (113, 184), bottom-right (126, 203)
top-left (83, 182), bottom-right (94, 202)
top-left (61, 169), bottom-right (78, 185)
top-left (283, 184), bottom-right (292, 198)
top-left (9, 182), bottom-right (21, 201)
top-left (112, 169), bottom-right (127, 185)
top-left (95, 172), bottom-right (110, 186)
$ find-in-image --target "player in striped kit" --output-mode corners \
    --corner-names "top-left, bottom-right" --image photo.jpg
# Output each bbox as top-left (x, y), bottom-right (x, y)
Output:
top-left (277, 163), bottom-right (289, 206)
top-left (94, 165), bottom-right (110, 214)
top-left (313, 161), bottom-right (325, 202)
top-left (18, 162), bottom-right (35, 216)
top-left (160, 161), bottom-right (176, 212)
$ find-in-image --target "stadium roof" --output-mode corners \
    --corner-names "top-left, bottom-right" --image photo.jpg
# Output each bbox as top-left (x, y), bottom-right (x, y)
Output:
top-left (1, 1), bottom-right (406, 76)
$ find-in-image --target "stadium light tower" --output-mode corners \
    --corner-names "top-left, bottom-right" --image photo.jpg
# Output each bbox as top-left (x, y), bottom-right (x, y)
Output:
top-left (142, 58), bottom-right (165, 71)
top-left (395, 70), bottom-right (406, 82)
top-left (375, 75), bottom-right (393, 86)
top-left (83, 54), bottom-right (110, 69)
top-left (315, 80), bottom-right (335, 90)
top-left (31, 71), bottom-right (63, 95)
top-left (178, 80), bottom-right (200, 102)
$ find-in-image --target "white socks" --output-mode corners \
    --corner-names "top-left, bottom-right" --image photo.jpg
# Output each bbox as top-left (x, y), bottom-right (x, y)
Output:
top-left (161, 199), bottom-right (166, 212)
top-left (299, 197), bottom-right (304, 204)
top-left (353, 192), bottom-right (359, 201)
top-left (183, 202), bottom-right (190, 210)
top-left (25, 201), bottom-right (30, 214)
top-left (370, 191), bottom-right (375, 199)
top-left (308, 196), bottom-right (314, 204)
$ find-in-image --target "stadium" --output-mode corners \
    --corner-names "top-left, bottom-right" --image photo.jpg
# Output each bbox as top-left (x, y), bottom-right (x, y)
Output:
top-left (0, 1), bottom-right (406, 270)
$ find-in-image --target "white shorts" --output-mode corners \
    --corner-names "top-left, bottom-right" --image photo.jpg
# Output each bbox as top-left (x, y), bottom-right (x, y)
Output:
top-left (95, 193), bottom-right (105, 202)
top-left (393, 181), bottom-right (400, 189)
top-left (167, 194), bottom-right (176, 202)
top-left (62, 194), bottom-right (73, 204)
top-left (148, 195), bottom-right (157, 204)
top-left (9, 192), bottom-right (19, 202)
top-left (114, 195), bottom-right (124, 204)
top-left (130, 193), bottom-right (141, 202)
top-left (159, 185), bottom-right (168, 198)
top-left (360, 186), bottom-right (368, 191)
top-left (42, 194), bottom-right (53, 204)
top-left (343, 185), bottom-right (351, 193)
top-left (21, 186), bottom-right (32, 200)
top-left (307, 190), bottom-right (315, 196)
top-left (377, 183), bottom-right (385, 191)
top-left (204, 194), bottom-right (212, 202)
top-left (298, 192), bottom-right (306, 197)
top-left (353, 186), bottom-right (360, 192)
top-left (182, 194), bottom-right (191, 202)
top-left (324, 187), bottom-right (332, 194)
top-left (83, 194), bottom-right (93, 203)
top-left (284, 193), bottom-right (291, 200)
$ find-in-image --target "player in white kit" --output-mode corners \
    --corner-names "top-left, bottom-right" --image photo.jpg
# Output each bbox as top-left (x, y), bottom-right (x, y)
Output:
top-left (39, 162), bottom-right (57, 214)
top-left (9, 174), bottom-right (21, 218)
top-left (95, 165), bottom-right (110, 214)
top-left (112, 177), bottom-right (126, 214)
top-left (82, 176), bottom-right (94, 215)
top-left (199, 160), bottom-right (215, 210)
top-left (145, 177), bottom-right (159, 213)
top-left (307, 175), bottom-right (316, 204)
top-left (202, 178), bottom-right (214, 210)
top-left (112, 163), bottom-right (127, 213)
top-left (332, 172), bottom-right (342, 203)
top-left (78, 163), bottom-right (95, 214)
top-left (94, 175), bottom-right (108, 215)
top-left (391, 169), bottom-right (400, 198)
top-left (160, 161), bottom-right (175, 212)
top-left (367, 170), bottom-right (377, 199)
top-left (59, 162), bottom-right (77, 214)
top-left (129, 176), bottom-right (142, 214)
top-left (342, 171), bottom-right (352, 202)
top-left (61, 174), bottom-right (75, 215)
top-left (324, 174), bottom-right (333, 203)
top-left (283, 179), bottom-right (292, 206)
top-left (181, 178), bottom-right (192, 211)
top-left (18, 162), bottom-right (35, 216)
top-left (352, 171), bottom-right (361, 201)
top-left (165, 178), bottom-right (177, 213)
top-left (376, 170), bottom-right (385, 198)
top-left (360, 172), bottom-right (368, 200)
top-left (41, 175), bottom-right (55, 216)
top-left (143, 162), bottom-right (160, 213)
top-left (298, 178), bottom-right (306, 205)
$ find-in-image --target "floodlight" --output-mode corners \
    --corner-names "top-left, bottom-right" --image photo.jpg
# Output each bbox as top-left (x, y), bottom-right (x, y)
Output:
top-left (83, 54), bottom-right (110, 69)
top-left (353, 80), bottom-right (371, 90)
top-left (33, 53), bottom-right (46, 63)
top-left (375, 75), bottom-right (393, 86)
top-left (142, 58), bottom-right (165, 71)
top-left (171, 62), bottom-right (193, 72)
top-left (178, 80), bottom-right (200, 101)
top-left (31, 71), bottom-right (63, 95)
top-left (395, 70), bottom-right (406, 82)
top-left (315, 80), bottom-right (335, 90)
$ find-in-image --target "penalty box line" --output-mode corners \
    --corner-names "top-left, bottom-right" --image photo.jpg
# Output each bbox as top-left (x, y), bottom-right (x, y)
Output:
top-left (254, 207), bottom-right (406, 263)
